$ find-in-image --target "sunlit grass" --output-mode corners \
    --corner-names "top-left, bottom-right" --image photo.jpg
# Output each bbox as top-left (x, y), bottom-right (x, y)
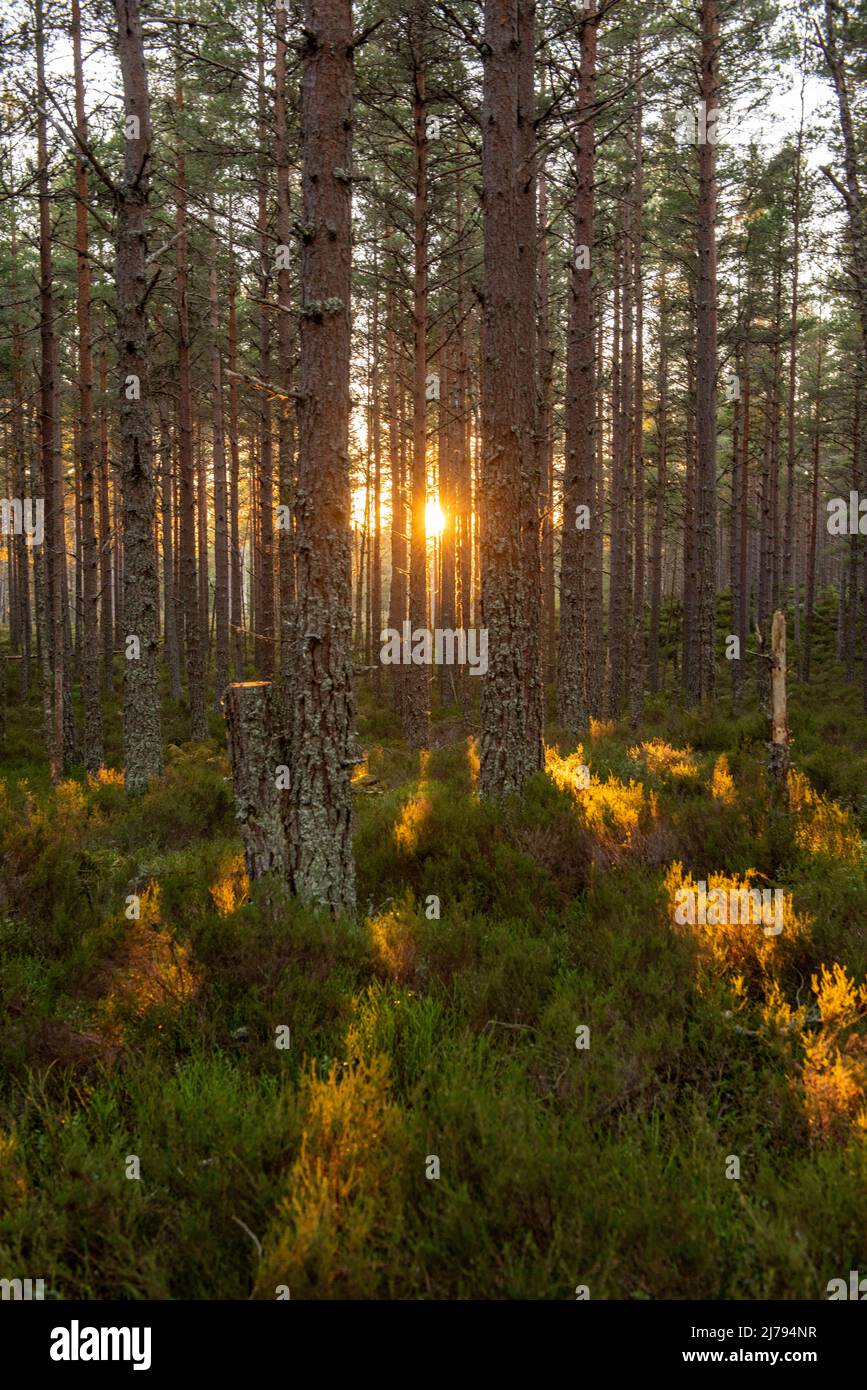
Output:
top-left (368, 897), bottom-right (421, 983)
top-left (466, 735), bottom-right (480, 792)
top-left (802, 963), bottom-right (867, 1142)
top-left (545, 743), bottom-right (655, 858)
top-left (663, 861), bottom-right (808, 983)
top-left (589, 717), bottom-right (615, 740)
top-left (210, 852), bottom-right (249, 917)
top-left (255, 1024), bottom-right (403, 1298)
top-left (87, 768), bottom-right (124, 790)
top-left (544, 743), bottom-right (589, 797)
top-left (394, 751), bottom-right (432, 854)
top-left (788, 769), bottom-right (864, 862)
top-left (711, 752), bottom-right (736, 805)
top-left (96, 883), bottom-right (199, 1023)
top-left (629, 739), bottom-right (699, 781)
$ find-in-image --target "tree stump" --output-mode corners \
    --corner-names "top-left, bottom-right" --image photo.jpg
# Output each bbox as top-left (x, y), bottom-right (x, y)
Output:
top-left (223, 681), bottom-right (289, 880)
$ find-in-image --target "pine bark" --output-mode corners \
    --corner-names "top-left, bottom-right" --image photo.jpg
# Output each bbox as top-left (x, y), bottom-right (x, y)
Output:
top-left (114, 0), bottom-right (164, 792)
top-left (403, 5), bottom-right (431, 748)
top-left (689, 0), bottom-right (720, 704)
top-left (648, 267), bottom-right (668, 694)
top-left (224, 681), bottom-right (289, 879)
top-left (275, 0), bottom-right (296, 711)
top-left (557, 1), bottom-right (597, 731)
top-left (174, 72), bottom-right (207, 737)
top-left (479, 0), bottom-right (543, 794)
top-left (285, 0), bottom-right (357, 912)
top-left (256, 6), bottom-right (275, 677)
top-left (72, 0), bottom-right (104, 771)
top-left (210, 212), bottom-right (230, 704)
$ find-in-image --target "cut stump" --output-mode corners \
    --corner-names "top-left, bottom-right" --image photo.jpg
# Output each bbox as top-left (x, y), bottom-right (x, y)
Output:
top-left (223, 681), bottom-right (289, 880)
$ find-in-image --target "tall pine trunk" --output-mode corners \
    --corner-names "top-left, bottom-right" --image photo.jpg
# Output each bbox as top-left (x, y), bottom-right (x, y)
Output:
top-left (688, 0), bottom-right (720, 704)
top-left (285, 0), bottom-right (357, 912)
top-left (558, 1), bottom-right (597, 731)
top-left (479, 0), bottom-right (543, 794)
top-left (72, 0), bottom-right (103, 770)
top-left (114, 0), bottom-right (164, 791)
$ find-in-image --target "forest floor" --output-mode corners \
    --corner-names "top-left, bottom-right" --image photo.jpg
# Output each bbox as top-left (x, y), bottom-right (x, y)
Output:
top-left (1, 591), bottom-right (867, 1299)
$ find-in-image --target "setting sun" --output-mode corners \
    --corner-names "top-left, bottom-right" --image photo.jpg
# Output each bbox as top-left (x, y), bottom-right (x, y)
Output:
top-left (426, 496), bottom-right (445, 537)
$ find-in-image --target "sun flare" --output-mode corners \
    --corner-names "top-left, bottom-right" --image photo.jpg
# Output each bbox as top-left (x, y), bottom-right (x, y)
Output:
top-left (426, 496), bottom-right (445, 537)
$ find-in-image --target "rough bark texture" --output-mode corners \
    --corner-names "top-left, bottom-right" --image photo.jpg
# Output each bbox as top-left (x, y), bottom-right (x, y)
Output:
top-left (558, 1), bottom-right (597, 732)
top-left (370, 284), bottom-right (383, 700)
top-left (174, 72), bottom-right (207, 738)
top-left (98, 340), bottom-right (114, 689)
top-left (114, 0), bottom-right (164, 792)
top-left (158, 398), bottom-right (182, 700)
top-left (275, 0), bottom-right (297, 713)
top-left (256, 5), bottom-right (275, 678)
top-left (687, 0), bottom-right (719, 705)
top-left (224, 681), bottom-right (289, 879)
top-left (629, 55), bottom-right (645, 731)
top-left (227, 232), bottom-right (246, 678)
top-left (386, 270), bottom-right (407, 716)
top-left (403, 5), bottom-right (431, 749)
top-left (536, 157), bottom-right (555, 691)
top-left (479, 0), bottom-right (543, 796)
top-left (802, 338), bottom-right (823, 681)
top-left (72, 0), bottom-right (103, 772)
top-left (209, 213), bottom-right (230, 705)
top-left (36, 0), bottom-right (65, 782)
top-left (648, 267), bottom-right (668, 695)
top-left (818, 0), bottom-right (867, 711)
top-left (285, 0), bottom-right (357, 913)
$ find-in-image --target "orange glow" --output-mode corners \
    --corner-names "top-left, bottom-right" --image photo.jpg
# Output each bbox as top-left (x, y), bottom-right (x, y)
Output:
top-left (426, 496), bottom-right (445, 537)
top-left (394, 751), bottom-right (431, 854)
top-left (210, 853), bottom-right (250, 916)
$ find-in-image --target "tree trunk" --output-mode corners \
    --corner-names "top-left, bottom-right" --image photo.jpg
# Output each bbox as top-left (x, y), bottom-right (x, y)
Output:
top-left (97, 345), bottom-right (113, 691)
top-left (802, 337), bottom-right (824, 682)
top-left (228, 219), bottom-right (246, 677)
top-left (256, 3), bottom-right (275, 677)
top-left (275, 0), bottom-right (296, 712)
top-left (224, 681), bottom-right (289, 879)
top-left (403, 4), bottom-right (431, 748)
top-left (174, 70), bottom-right (207, 737)
top-left (72, 0), bottom-right (104, 771)
top-left (629, 51), bottom-right (645, 729)
top-left (688, 0), bottom-right (719, 705)
top-left (114, 0), bottom-right (164, 792)
top-left (479, 0), bottom-right (543, 794)
top-left (285, 0), bottom-right (357, 912)
top-left (210, 211), bottom-right (230, 704)
top-left (159, 398), bottom-right (182, 699)
top-left (768, 609), bottom-right (790, 840)
top-left (558, 0), bottom-right (597, 731)
top-left (386, 269), bottom-right (406, 716)
top-left (36, 0), bottom-right (66, 782)
top-left (648, 266), bottom-right (668, 694)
